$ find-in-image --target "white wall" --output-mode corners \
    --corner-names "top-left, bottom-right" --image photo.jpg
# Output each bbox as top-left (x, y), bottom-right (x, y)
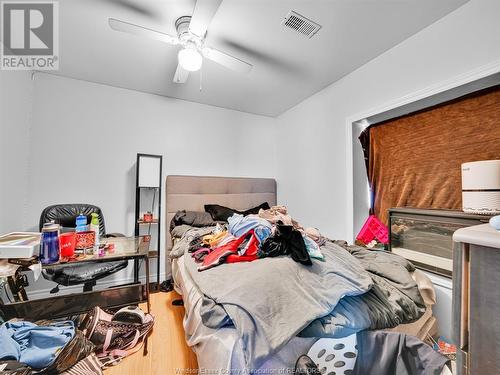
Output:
top-left (0, 71), bottom-right (33, 233)
top-left (274, 0), bottom-right (500, 339)
top-left (23, 72), bottom-right (275, 287)
top-left (275, 0), bottom-right (500, 240)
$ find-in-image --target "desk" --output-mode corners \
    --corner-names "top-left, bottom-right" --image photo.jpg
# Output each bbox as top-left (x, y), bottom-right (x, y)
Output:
top-left (0, 236), bottom-right (152, 320)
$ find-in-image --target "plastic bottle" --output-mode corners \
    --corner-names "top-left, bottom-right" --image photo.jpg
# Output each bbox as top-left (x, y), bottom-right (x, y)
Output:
top-left (75, 214), bottom-right (88, 232)
top-left (90, 213), bottom-right (100, 249)
top-left (40, 223), bottom-right (60, 264)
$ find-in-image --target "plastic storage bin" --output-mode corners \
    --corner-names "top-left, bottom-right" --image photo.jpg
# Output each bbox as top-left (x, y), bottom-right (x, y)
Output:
top-left (356, 215), bottom-right (389, 244)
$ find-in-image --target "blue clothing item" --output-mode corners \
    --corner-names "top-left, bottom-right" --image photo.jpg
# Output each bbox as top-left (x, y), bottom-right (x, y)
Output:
top-left (0, 320), bottom-right (75, 369)
top-left (227, 213), bottom-right (273, 240)
top-left (254, 226), bottom-right (272, 244)
top-left (303, 234), bottom-right (325, 261)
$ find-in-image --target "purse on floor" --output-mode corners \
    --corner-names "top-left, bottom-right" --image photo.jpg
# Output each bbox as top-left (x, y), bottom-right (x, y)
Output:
top-left (80, 306), bottom-right (154, 368)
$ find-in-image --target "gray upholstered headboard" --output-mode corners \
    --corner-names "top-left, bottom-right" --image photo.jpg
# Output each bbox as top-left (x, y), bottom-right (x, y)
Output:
top-left (165, 175), bottom-right (277, 256)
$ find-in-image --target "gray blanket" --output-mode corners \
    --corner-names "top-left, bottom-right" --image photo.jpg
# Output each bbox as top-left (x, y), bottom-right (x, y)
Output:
top-left (299, 241), bottom-right (426, 337)
top-left (183, 239), bottom-right (373, 369)
top-left (171, 227), bottom-right (426, 369)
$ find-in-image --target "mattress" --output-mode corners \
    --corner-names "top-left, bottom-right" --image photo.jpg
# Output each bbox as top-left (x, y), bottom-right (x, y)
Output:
top-left (172, 255), bottom-right (316, 372)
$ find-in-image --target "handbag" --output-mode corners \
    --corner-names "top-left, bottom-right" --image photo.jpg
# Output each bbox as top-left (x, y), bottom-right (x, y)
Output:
top-left (80, 306), bottom-right (154, 368)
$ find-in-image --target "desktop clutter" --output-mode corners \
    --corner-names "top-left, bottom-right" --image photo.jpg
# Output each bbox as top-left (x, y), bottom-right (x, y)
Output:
top-left (0, 214), bottom-right (109, 268)
top-left (0, 213), bottom-right (155, 374)
top-left (39, 213), bottom-right (113, 264)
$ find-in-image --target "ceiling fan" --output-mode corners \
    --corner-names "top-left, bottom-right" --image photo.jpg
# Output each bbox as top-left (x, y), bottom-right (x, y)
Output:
top-left (108, 0), bottom-right (253, 84)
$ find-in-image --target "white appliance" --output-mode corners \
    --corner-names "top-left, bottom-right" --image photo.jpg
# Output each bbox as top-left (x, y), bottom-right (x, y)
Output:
top-left (461, 159), bottom-right (500, 214)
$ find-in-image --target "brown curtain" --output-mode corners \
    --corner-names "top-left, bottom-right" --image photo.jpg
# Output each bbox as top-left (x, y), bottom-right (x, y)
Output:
top-left (365, 86), bottom-right (500, 224)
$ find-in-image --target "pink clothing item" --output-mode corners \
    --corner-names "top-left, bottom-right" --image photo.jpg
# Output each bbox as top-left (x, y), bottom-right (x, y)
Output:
top-left (258, 205), bottom-right (303, 230)
top-left (304, 227), bottom-right (326, 245)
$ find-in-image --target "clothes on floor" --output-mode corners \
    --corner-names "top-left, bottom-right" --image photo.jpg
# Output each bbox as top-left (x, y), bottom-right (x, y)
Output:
top-left (0, 320), bottom-right (75, 369)
top-left (60, 353), bottom-right (103, 375)
top-left (0, 360), bottom-right (32, 374)
top-left (40, 329), bottom-right (96, 374)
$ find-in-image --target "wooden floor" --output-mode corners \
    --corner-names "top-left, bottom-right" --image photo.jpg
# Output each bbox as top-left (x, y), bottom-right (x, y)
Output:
top-left (105, 291), bottom-right (198, 375)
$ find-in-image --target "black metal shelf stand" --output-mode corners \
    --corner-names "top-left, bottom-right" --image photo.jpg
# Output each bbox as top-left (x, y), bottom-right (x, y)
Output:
top-left (134, 153), bottom-right (162, 292)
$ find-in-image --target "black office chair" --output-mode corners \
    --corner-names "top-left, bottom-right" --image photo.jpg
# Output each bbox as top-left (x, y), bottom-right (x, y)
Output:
top-left (39, 203), bottom-right (123, 238)
top-left (39, 204), bottom-right (128, 292)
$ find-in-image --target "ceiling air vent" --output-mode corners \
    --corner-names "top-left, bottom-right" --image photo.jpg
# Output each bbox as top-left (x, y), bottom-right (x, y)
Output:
top-left (282, 10), bottom-right (321, 39)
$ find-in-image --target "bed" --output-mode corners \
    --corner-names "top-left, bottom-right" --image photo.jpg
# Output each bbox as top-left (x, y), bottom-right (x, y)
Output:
top-left (166, 175), bottom-right (441, 373)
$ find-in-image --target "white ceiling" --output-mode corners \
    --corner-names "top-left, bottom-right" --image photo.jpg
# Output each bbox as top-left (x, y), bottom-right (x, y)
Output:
top-left (53, 0), bottom-right (468, 117)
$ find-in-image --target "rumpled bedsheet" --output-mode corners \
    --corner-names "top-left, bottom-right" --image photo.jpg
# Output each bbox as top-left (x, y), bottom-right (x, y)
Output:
top-left (184, 240), bottom-right (373, 369)
top-left (299, 241), bottom-right (426, 337)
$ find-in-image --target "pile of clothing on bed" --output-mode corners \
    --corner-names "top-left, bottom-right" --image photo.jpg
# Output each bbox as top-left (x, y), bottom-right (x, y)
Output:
top-left (172, 205), bottom-right (325, 271)
top-left (169, 204), bottom-right (432, 369)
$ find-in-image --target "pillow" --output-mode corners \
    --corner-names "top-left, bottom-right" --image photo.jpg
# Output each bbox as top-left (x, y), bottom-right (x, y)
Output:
top-left (169, 210), bottom-right (216, 231)
top-left (204, 202), bottom-right (270, 222)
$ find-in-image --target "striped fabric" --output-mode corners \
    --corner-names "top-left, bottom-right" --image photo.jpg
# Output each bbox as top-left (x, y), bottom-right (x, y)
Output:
top-left (61, 353), bottom-right (103, 375)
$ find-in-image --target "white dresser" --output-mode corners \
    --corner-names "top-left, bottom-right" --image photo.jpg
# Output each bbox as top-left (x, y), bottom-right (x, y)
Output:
top-left (453, 224), bottom-right (500, 375)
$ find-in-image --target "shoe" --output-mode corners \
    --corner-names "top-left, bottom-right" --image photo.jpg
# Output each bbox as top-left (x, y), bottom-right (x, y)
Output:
top-left (160, 279), bottom-right (174, 292)
top-left (112, 306), bottom-right (145, 324)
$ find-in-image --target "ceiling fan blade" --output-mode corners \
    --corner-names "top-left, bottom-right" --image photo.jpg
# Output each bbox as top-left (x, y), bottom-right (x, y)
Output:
top-left (202, 47), bottom-right (252, 74)
top-left (173, 64), bottom-right (190, 83)
top-left (188, 0), bottom-right (222, 37)
top-left (109, 18), bottom-right (178, 45)
top-left (100, 0), bottom-right (158, 20)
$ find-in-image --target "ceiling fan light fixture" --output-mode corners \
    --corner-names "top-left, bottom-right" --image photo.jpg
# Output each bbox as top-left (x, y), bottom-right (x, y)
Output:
top-left (178, 47), bottom-right (203, 71)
